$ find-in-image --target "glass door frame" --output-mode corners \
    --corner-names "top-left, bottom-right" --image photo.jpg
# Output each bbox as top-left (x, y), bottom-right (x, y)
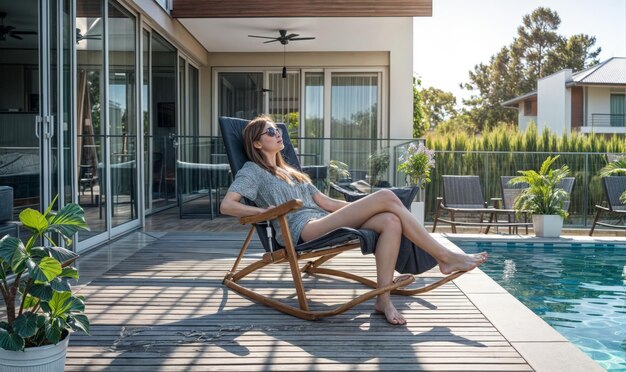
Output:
top-left (76, 0), bottom-right (142, 252)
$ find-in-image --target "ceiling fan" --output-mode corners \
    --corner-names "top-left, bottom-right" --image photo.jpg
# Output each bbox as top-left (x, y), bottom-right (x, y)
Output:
top-left (248, 29), bottom-right (315, 45)
top-left (249, 30), bottom-right (315, 78)
top-left (76, 28), bottom-right (101, 44)
top-left (0, 12), bottom-right (36, 41)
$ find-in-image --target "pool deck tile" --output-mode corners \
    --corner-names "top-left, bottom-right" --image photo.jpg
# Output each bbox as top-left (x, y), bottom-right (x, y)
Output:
top-left (512, 342), bottom-right (605, 372)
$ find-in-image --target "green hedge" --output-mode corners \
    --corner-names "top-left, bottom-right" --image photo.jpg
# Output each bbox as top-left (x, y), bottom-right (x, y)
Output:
top-left (422, 124), bottom-right (626, 226)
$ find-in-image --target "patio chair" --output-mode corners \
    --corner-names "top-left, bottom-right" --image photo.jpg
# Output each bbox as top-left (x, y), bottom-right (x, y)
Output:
top-left (432, 175), bottom-right (529, 234)
top-left (589, 176), bottom-right (626, 235)
top-left (218, 116), bottom-right (465, 320)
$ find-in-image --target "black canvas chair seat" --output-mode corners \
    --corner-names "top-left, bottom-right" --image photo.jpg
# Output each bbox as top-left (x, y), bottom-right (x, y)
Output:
top-left (218, 116), bottom-right (464, 321)
top-left (433, 175), bottom-right (532, 234)
top-left (590, 176), bottom-right (626, 235)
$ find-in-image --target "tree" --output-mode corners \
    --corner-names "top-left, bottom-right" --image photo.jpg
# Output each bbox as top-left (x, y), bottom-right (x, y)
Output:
top-left (462, 7), bottom-right (601, 130)
top-left (421, 87), bottom-right (457, 130)
top-left (515, 7), bottom-right (562, 81)
top-left (412, 76), bottom-right (427, 138)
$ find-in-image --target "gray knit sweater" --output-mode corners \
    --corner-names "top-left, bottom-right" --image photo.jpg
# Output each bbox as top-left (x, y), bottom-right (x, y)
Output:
top-left (227, 161), bottom-right (328, 245)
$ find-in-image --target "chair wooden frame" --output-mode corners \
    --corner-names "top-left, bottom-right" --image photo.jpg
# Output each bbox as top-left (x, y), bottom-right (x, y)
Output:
top-left (589, 176), bottom-right (626, 235)
top-left (219, 116), bottom-right (466, 321)
top-left (223, 199), bottom-right (465, 320)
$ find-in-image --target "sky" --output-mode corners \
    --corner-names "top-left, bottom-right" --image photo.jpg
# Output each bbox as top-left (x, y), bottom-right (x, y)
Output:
top-left (413, 0), bottom-right (626, 106)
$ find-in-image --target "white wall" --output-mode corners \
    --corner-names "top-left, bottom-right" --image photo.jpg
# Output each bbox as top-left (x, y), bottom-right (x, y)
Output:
top-left (387, 19), bottom-right (413, 139)
top-left (586, 86), bottom-right (613, 127)
top-left (537, 70), bottom-right (571, 135)
top-left (516, 104), bottom-right (536, 132)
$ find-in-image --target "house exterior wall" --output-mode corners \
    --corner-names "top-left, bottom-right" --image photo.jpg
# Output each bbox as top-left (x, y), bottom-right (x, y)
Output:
top-left (537, 69), bottom-right (571, 135)
top-left (515, 101), bottom-right (536, 131)
top-left (586, 86), bottom-right (614, 128)
top-left (571, 86), bottom-right (583, 130)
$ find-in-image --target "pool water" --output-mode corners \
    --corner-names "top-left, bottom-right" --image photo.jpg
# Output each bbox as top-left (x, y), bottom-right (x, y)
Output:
top-left (458, 240), bottom-right (626, 371)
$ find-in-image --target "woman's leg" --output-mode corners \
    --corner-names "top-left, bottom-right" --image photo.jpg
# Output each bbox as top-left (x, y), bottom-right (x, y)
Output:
top-left (358, 212), bottom-right (406, 325)
top-left (301, 189), bottom-right (487, 274)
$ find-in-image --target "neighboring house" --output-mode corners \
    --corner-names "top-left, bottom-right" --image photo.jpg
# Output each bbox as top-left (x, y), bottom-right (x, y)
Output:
top-left (502, 57), bottom-right (626, 135)
top-left (0, 0), bottom-right (430, 251)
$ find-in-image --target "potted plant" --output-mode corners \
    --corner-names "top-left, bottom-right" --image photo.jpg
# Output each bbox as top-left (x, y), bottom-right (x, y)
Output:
top-left (367, 148), bottom-right (390, 187)
top-left (397, 142), bottom-right (436, 225)
top-left (510, 156), bottom-right (570, 237)
top-left (0, 196), bottom-right (90, 372)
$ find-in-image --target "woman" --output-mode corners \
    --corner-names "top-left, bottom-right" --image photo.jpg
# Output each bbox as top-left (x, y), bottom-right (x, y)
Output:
top-left (221, 116), bottom-right (487, 325)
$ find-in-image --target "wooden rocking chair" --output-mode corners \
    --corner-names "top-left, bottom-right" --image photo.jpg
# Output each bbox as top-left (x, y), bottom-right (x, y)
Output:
top-left (219, 116), bottom-right (465, 320)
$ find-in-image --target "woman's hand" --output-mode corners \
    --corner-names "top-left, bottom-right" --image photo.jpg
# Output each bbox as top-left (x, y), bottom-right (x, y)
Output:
top-left (313, 191), bottom-right (349, 212)
top-left (221, 192), bottom-right (268, 217)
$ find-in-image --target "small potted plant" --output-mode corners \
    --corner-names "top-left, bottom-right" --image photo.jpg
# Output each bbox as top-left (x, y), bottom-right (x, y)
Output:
top-left (0, 196), bottom-right (90, 372)
top-left (397, 142), bottom-right (436, 225)
top-left (510, 156), bottom-right (570, 237)
top-left (367, 148), bottom-right (390, 187)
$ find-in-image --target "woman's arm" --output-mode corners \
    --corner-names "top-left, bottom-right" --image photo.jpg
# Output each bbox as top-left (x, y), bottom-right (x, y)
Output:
top-left (220, 191), bottom-right (271, 217)
top-left (312, 191), bottom-right (349, 213)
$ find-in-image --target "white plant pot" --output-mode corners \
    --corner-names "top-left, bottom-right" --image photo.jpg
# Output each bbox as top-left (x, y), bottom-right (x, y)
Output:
top-left (0, 335), bottom-right (69, 372)
top-left (532, 215), bottom-right (563, 237)
top-left (411, 201), bottom-right (425, 226)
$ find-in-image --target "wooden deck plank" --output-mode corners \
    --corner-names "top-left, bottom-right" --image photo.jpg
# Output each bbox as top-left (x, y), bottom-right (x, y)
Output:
top-left (64, 232), bottom-right (533, 371)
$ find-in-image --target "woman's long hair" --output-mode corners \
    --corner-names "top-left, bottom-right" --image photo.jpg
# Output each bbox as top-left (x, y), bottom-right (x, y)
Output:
top-left (242, 115), bottom-right (311, 184)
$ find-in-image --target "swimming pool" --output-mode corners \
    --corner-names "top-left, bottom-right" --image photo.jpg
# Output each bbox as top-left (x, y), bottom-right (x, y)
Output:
top-left (457, 240), bottom-right (626, 371)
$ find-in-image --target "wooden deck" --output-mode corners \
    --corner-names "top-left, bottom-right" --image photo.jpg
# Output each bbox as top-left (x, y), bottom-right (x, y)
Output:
top-left (66, 231), bottom-right (533, 371)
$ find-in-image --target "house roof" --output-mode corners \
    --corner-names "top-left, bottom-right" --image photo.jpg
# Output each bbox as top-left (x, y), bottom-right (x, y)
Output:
top-left (570, 57), bottom-right (626, 85)
top-left (501, 91), bottom-right (537, 107)
top-left (502, 57), bottom-right (626, 108)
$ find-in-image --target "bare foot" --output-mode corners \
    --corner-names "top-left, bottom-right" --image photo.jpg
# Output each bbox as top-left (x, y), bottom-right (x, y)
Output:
top-left (438, 251), bottom-right (488, 275)
top-left (374, 300), bottom-right (406, 325)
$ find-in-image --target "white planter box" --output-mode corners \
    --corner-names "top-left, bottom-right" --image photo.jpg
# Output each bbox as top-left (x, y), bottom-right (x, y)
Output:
top-left (532, 215), bottom-right (563, 237)
top-left (0, 335), bottom-right (69, 372)
top-left (411, 201), bottom-right (425, 226)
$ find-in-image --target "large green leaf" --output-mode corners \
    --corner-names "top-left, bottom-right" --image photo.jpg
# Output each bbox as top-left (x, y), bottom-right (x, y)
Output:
top-left (0, 235), bottom-right (24, 264)
top-left (26, 256), bottom-right (62, 283)
top-left (50, 277), bottom-right (71, 292)
top-left (13, 312), bottom-right (38, 338)
top-left (21, 294), bottom-right (39, 309)
top-left (47, 203), bottom-right (90, 238)
top-left (45, 247), bottom-right (79, 267)
top-left (44, 323), bottom-right (62, 344)
top-left (29, 283), bottom-right (53, 301)
top-left (0, 328), bottom-right (25, 351)
top-left (47, 291), bottom-right (72, 318)
top-left (19, 208), bottom-right (48, 234)
top-left (67, 314), bottom-right (90, 334)
top-left (60, 267), bottom-right (79, 279)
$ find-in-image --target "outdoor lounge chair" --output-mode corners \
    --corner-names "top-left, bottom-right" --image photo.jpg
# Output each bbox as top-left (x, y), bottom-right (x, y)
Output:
top-left (218, 116), bottom-right (465, 320)
top-left (589, 176), bottom-right (626, 235)
top-left (432, 175), bottom-right (530, 233)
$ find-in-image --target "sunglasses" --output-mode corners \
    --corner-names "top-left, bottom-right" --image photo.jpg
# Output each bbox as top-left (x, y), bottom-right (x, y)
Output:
top-left (261, 127), bottom-right (283, 138)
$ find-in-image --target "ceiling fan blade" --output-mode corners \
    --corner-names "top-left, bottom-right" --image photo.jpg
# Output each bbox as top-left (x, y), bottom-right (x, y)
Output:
top-left (11, 31), bottom-right (37, 35)
top-left (10, 33), bottom-right (23, 40)
top-left (290, 37), bottom-right (315, 41)
top-left (248, 35), bottom-right (277, 39)
top-left (263, 39), bottom-right (280, 44)
top-left (285, 33), bottom-right (299, 39)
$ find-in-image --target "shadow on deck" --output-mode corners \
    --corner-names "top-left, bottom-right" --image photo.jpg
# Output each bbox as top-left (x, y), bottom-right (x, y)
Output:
top-left (67, 231), bottom-right (531, 371)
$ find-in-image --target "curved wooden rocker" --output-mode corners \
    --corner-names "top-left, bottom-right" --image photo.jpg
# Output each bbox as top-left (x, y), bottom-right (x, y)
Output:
top-left (220, 116), bottom-right (467, 321)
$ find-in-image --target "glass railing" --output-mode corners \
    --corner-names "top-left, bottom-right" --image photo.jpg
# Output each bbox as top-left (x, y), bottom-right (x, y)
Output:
top-left (172, 135), bottom-right (622, 227)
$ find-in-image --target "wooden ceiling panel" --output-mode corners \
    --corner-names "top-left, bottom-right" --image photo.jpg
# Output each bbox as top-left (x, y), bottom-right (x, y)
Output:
top-left (171, 0), bottom-right (432, 18)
